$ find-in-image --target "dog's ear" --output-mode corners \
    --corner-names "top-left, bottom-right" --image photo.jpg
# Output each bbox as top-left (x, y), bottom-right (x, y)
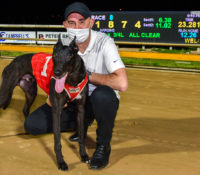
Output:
top-left (58, 34), bottom-right (62, 43)
top-left (54, 34), bottom-right (63, 49)
top-left (69, 36), bottom-right (78, 54)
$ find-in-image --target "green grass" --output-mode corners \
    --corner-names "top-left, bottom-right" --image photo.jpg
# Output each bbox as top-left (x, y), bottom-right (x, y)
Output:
top-left (1, 50), bottom-right (200, 70)
top-left (138, 47), bottom-right (198, 54)
top-left (0, 51), bottom-right (29, 57)
top-left (122, 57), bottom-right (200, 70)
top-left (150, 47), bottom-right (192, 54)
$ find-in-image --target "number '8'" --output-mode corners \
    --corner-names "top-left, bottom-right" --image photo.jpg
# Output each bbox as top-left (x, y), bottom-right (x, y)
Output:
top-left (109, 14), bottom-right (114, 20)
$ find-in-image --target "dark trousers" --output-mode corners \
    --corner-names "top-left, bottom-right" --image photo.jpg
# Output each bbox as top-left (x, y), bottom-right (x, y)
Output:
top-left (24, 86), bottom-right (119, 145)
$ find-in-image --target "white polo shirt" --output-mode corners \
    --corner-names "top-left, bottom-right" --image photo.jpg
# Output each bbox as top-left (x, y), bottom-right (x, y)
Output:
top-left (63, 30), bottom-right (125, 99)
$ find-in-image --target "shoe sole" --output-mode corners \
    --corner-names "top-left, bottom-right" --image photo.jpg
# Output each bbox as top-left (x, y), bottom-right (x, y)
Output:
top-left (89, 161), bottom-right (109, 170)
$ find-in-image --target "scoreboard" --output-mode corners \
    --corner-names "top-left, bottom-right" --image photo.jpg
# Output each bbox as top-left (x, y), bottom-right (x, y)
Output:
top-left (91, 11), bottom-right (200, 45)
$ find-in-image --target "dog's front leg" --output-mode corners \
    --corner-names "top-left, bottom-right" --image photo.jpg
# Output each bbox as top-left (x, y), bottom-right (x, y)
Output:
top-left (50, 79), bottom-right (68, 171)
top-left (51, 100), bottom-right (68, 171)
top-left (76, 103), bottom-right (90, 163)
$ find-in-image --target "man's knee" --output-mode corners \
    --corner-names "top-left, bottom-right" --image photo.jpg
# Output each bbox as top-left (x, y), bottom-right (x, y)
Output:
top-left (24, 118), bottom-right (39, 135)
top-left (90, 86), bottom-right (117, 105)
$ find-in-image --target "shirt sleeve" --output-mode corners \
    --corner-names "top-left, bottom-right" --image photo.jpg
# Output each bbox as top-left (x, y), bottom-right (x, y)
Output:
top-left (102, 38), bottom-right (125, 73)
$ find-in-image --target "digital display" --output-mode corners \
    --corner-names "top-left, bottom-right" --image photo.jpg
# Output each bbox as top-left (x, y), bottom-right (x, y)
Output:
top-left (91, 11), bottom-right (200, 45)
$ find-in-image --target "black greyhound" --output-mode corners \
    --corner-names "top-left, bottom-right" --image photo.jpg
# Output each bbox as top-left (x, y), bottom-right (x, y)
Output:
top-left (0, 37), bottom-right (89, 171)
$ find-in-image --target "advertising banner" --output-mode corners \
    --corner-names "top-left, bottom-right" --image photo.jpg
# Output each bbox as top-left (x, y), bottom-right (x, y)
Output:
top-left (0, 31), bottom-right (36, 44)
top-left (37, 32), bottom-right (68, 44)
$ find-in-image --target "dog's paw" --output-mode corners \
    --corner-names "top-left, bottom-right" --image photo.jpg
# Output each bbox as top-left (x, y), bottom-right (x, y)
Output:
top-left (81, 155), bottom-right (90, 164)
top-left (58, 161), bottom-right (68, 171)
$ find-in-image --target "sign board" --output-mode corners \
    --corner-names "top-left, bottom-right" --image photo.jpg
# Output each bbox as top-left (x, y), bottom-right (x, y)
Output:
top-left (37, 32), bottom-right (67, 44)
top-left (91, 11), bottom-right (200, 45)
top-left (0, 31), bottom-right (36, 44)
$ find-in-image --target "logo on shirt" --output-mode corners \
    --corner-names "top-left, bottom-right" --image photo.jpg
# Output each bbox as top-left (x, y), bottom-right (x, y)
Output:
top-left (113, 59), bottom-right (119, 63)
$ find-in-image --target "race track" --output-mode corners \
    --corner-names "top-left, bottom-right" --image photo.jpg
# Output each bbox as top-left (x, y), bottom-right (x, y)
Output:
top-left (0, 58), bottom-right (200, 175)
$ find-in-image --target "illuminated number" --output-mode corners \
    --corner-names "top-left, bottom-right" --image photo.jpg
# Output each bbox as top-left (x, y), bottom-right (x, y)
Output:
top-left (109, 14), bottom-right (114, 20)
top-left (188, 22), bottom-right (193, 28)
top-left (189, 22), bottom-right (196, 28)
top-left (108, 21), bottom-right (114, 28)
top-left (179, 21), bottom-right (199, 28)
top-left (168, 23), bottom-right (171, 28)
top-left (164, 17), bottom-right (171, 22)
top-left (121, 21), bottom-right (127, 28)
top-left (155, 23), bottom-right (160, 28)
top-left (164, 23), bottom-right (168, 28)
top-left (41, 56), bottom-right (52, 77)
top-left (181, 32), bottom-right (197, 38)
top-left (184, 32), bottom-right (188, 37)
top-left (95, 21), bottom-right (100, 28)
top-left (180, 32), bottom-right (186, 38)
top-left (135, 21), bottom-right (141, 28)
top-left (178, 22), bottom-right (184, 28)
top-left (159, 17), bottom-right (171, 23)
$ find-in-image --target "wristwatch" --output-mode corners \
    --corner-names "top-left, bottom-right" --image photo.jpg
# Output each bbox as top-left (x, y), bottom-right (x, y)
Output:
top-left (87, 70), bottom-right (92, 80)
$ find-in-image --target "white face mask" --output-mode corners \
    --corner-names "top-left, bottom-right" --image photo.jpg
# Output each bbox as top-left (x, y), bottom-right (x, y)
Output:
top-left (66, 28), bottom-right (90, 43)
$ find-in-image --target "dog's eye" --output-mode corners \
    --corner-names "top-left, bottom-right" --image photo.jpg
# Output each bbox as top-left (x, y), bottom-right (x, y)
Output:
top-left (66, 55), bottom-right (72, 59)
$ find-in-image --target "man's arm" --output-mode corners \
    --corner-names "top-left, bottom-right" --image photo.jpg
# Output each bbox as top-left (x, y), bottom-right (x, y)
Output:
top-left (89, 68), bottom-right (128, 92)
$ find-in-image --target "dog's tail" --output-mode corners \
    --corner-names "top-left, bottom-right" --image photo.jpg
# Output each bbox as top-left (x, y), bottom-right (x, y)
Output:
top-left (0, 64), bottom-right (17, 109)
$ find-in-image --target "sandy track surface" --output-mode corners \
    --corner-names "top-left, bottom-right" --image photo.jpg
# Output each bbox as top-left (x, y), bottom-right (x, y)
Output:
top-left (0, 59), bottom-right (200, 175)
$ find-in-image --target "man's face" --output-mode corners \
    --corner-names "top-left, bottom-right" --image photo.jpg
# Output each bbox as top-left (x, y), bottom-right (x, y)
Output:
top-left (63, 13), bottom-right (94, 29)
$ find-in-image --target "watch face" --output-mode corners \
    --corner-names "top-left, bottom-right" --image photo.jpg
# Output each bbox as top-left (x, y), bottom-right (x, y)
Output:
top-left (87, 70), bottom-right (91, 76)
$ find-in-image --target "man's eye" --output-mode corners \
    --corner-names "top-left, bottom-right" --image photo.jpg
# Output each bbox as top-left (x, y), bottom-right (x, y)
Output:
top-left (67, 21), bottom-right (75, 26)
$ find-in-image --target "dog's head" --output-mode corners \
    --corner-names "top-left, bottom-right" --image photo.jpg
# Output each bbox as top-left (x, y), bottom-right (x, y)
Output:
top-left (53, 35), bottom-right (78, 78)
top-left (52, 35), bottom-right (78, 93)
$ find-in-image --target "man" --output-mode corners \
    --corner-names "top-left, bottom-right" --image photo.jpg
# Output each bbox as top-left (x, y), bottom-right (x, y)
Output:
top-left (24, 2), bottom-right (128, 170)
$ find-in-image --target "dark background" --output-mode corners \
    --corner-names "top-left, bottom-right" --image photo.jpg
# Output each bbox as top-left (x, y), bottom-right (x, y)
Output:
top-left (0, 0), bottom-right (198, 24)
